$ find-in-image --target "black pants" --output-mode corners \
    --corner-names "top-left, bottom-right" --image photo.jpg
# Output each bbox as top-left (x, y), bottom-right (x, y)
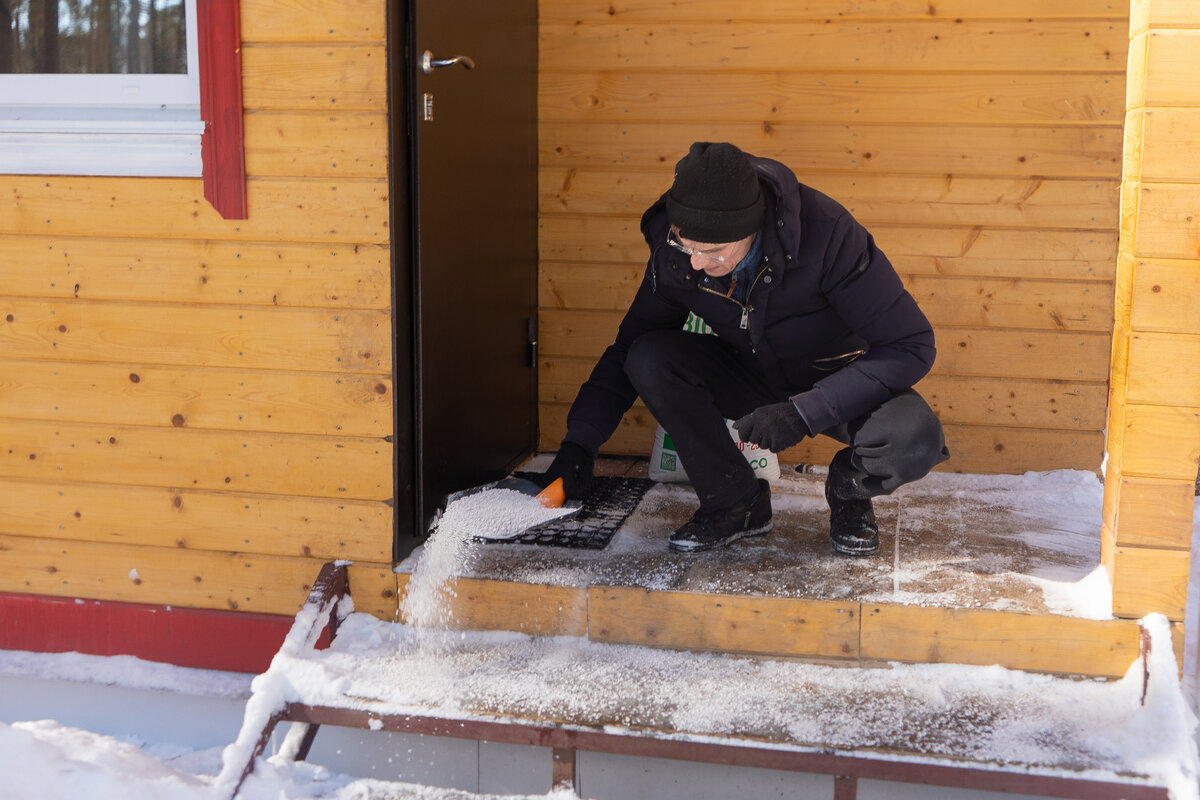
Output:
top-left (625, 330), bottom-right (949, 511)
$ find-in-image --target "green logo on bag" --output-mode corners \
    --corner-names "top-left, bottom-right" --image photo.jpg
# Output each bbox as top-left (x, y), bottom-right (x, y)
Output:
top-left (660, 453), bottom-right (677, 471)
top-left (662, 432), bottom-right (676, 451)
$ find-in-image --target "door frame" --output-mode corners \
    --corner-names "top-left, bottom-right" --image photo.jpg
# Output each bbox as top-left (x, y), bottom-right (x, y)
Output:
top-left (387, 0), bottom-right (417, 561)
top-left (388, 0), bottom-right (540, 560)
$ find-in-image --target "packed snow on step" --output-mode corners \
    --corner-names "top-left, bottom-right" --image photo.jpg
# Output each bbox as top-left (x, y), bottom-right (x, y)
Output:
top-left (242, 609), bottom-right (1199, 800)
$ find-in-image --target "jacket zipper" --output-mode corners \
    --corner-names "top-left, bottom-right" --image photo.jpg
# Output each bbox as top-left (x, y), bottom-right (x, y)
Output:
top-left (697, 264), bottom-right (770, 331)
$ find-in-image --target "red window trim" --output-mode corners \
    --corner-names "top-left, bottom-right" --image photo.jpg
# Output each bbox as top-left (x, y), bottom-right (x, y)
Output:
top-left (197, 0), bottom-right (247, 220)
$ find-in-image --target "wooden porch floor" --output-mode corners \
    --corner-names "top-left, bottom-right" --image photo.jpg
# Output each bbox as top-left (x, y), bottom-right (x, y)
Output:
top-left (396, 456), bottom-right (1176, 679)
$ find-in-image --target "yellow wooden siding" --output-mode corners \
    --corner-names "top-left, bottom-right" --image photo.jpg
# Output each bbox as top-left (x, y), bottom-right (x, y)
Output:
top-left (0, 360), bottom-right (391, 437)
top-left (0, 0), bottom-right (395, 619)
top-left (541, 2), bottom-right (1128, 22)
top-left (0, 235), bottom-right (389, 308)
top-left (1102, 2), bottom-right (1199, 621)
top-left (537, 0), bottom-right (1125, 473)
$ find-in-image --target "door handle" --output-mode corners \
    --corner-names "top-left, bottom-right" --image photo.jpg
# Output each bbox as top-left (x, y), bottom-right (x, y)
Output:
top-left (421, 50), bottom-right (476, 75)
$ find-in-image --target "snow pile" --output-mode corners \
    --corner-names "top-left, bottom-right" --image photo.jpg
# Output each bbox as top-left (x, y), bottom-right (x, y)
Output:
top-left (401, 488), bottom-right (576, 630)
top-left (0, 649), bottom-right (252, 698)
top-left (1, 720), bottom-right (213, 800)
top-left (1136, 613), bottom-right (1200, 798)
top-left (0, 715), bottom-right (580, 800)
top-left (1029, 563), bottom-right (1114, 620)
top-left (224, 610), bottom-right (1198, 798)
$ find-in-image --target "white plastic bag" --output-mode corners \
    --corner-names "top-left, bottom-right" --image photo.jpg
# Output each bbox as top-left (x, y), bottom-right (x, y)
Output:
top-left (648, 310), bottom-right (781, 483)
top-left (649, 419), bottom-right (780, 483)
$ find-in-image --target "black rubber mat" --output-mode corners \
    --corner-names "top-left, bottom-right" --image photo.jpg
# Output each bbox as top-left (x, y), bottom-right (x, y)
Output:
top-left (476, 475), bottom-right (655, 549)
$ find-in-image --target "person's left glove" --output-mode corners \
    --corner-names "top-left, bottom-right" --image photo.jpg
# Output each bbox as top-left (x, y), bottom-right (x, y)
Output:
top-left (539, 441), bottom-right (595, 501)
top-left (733, 402), bottom-right (811, 452)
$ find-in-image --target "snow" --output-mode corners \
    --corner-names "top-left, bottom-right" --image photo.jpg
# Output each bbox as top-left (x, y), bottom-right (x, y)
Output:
top-left (212, 610), bottom-right (1198, 797)
top-left (0, 470), bottom-right (1197, 800)
top-left (454, 467), bottom-right (1117, 622)
top-left (401, 487), bottom-right (577, 631)
top-left (0, 649), bottom-right (252, 698)
top-left (0, 715), bottom-right (579, 800)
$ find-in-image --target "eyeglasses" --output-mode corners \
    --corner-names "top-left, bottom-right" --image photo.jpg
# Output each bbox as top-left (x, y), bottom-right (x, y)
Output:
top-left (666, 227), bottom-right (729, 264)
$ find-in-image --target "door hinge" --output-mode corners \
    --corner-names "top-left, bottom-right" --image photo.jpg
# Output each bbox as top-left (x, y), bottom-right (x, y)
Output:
top-left (526, 317), bottom-right (538, 367)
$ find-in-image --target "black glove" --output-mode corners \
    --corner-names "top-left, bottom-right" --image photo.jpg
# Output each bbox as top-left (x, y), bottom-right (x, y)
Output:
top-left (733, 402), bottom-right (811, 452)
top-left (540, 441), bottom-right (594, 500)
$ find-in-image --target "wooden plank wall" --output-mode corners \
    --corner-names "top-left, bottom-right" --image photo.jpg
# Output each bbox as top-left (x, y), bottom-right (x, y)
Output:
top-left (537, 0), bottom-right (1128, 474)
top-left (0, 0), bottom-right (398, 619)
top-left (1101, 0), bottom-right (1200, 621)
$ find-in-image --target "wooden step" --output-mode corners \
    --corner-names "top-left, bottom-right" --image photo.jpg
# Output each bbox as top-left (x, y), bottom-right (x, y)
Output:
top-left (396, 462), bottom-right (1184, 679)
top-left (219, 563), bottom-right (1181, 800)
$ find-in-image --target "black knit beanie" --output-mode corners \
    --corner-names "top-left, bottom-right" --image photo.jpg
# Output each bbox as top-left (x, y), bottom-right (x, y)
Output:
top-left (665, 142), bottom-right (765, 243)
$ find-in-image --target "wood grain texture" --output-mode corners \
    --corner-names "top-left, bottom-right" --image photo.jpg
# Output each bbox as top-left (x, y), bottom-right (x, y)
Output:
top-left (537, 0), bottom-right (1122, 478)
top-left (1128, 183), bottom-right (1200, 260)
top-left (397, 575), bottom-right (588, 637)
top-left (1131, 0), bottom-right (1200, 34)
top-left (539, 122), bottom-right (1121, 178)
top-left (1138, 108), bottom-right (1200, 183)
top-left (0, 177), bottom-right (390, 244)
top-left (1141, 30), bottom-right (1200, 107)
top-left (0, 359), bottom-right (392, 437)
top-left (0, 476), bottom-right (392, 561)
top-left (1108, 475), bottom-right (1197, 550)
top-left (860, 604), bottom-right (1142, 676)
top-left (0, 235), bottom-right (389, 308)
top-left (541, 169), bottom-right (1119, 229)
top-left (540, 21), bottom-right (1127, 72)
top-left (0, 0), bottom-right (399, 622)
top-left (588, 586), bottom-right (860, 659)
top-left (539, 216), bottom-right (1118, 278)
top-left (1111, 546), bottom-right (1191, 621)
top-left (240, 45), bottom-right (387, 111)
top-left (0, 299), bottom-right (390, 373)
top-left (1114, 404), bottom-right (1200, 481)
top-left (241, 0), bottom-right (386, 43)
top-left (540, 0), bottom-right (1128, 23)
top-left (0, 418), bottom-right (393, 501)
top-left (1131, 259), bottom-right (1200, 333)
top-left (244, 111), bottom-right (388, 179)
top-left (1126, 333), bottom-right (1200, 407)
top-left (540, 71), bottom-right (1124, 125)
top-left (0, 534), bottom-right (396, 618)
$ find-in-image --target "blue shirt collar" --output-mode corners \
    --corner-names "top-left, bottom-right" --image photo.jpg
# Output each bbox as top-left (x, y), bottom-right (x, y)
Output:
top-left (733, 232), bottom-right (763, 279)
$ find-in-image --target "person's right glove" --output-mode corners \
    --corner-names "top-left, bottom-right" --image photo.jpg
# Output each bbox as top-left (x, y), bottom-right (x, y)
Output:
top-left (733, 401), bottom-right (811, 452)
top-left (539, 441), bottom-right (595, 501)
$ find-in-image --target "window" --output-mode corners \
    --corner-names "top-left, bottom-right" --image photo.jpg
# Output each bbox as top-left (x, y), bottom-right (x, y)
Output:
top-left (0, 0), bottom-right (203, 176)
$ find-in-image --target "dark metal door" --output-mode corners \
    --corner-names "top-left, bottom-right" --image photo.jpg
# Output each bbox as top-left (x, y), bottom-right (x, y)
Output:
top-left (402, 0), bottom-right (539, 547)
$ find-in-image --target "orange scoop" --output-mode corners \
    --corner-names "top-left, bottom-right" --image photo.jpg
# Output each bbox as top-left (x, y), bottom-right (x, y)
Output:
top-left (535, 477), bottom-right (566, 508)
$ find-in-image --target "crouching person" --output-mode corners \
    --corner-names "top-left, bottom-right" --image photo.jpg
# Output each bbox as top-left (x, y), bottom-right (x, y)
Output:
top-left (540, 142), bottom-right (950, 556)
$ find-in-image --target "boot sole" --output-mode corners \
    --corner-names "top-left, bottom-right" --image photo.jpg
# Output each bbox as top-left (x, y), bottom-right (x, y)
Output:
top-left (831, 536), bottom-right (879, 556)
top-left (669, 521), bottom-right (773, 553)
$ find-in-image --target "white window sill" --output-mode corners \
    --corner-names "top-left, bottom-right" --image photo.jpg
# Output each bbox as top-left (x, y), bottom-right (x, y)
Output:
top-left (0, 106), bottom-right (204, 177)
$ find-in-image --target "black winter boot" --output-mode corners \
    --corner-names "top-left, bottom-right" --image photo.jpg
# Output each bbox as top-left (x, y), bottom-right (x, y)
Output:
top-left (825, 450), bottom-right (879, 556)
top-left (669, 479), bottom-right (772, 552)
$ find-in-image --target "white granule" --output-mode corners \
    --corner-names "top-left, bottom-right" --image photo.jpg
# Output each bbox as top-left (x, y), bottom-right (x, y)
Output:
top-left (401, 488), bottom-right (576, 632)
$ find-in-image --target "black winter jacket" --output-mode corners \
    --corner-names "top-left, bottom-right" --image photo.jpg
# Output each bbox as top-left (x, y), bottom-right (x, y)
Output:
top-left (563, 154), bottom-right (935, 455)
